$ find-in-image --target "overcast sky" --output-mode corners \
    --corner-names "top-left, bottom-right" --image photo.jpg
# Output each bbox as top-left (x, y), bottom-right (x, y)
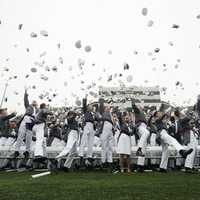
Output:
top-left (0, 0), bottom-right (200, 113)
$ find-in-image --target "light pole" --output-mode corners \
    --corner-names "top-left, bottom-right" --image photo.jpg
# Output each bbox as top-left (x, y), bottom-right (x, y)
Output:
top-left (0, 81), bottom-right (9, 108)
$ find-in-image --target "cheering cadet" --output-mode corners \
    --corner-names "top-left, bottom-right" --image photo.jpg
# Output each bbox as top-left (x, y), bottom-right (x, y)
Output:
top-left (0, 121), bottom-right (18, 169)
top-left (112, 113), bottom-right (120, 153)
top-left (14, 88), bottom-right (39, 158)
top-left (99, 98), bottom-right (114, 171)
top-left (117, 112), bottom-right (134, 173)
top-left (47, 120), bottom-right (63, 147)
top-left (0, 110), bottom-right (17, 168)
top-left (53, 111), bottom-right (79, 171)
top-left (131, 99), bottom-right (150, 172)
top-left (148, 111), bottom-right (160, 168)
top-left (180, 112), bottom-right (199, 173)
top-left (79, 95), bottom-right (96, 164)
top-left (0, 108), bottom-right (16, 146)
top-left (32, 103), bottom-right (53, 163)
top-left (153, 109), bottom-right (193, 172)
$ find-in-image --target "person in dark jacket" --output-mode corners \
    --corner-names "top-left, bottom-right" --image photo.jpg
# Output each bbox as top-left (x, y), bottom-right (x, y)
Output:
top-left (53, 111), bottom-right (79, 171)
top-left (0, 120), bottom-right (18, 169)
top-left (79, 95), bottom-right (96, 162)
top-left (183, 118), bottom-right (199, 173)
top-left (14, 88), bottom-right (39, 158)
top-left (99, 98), bottom-right (114, 170)
top-left (153, 110), bottom-right (193, 173)
top-left (131, 99), bottom-right (150, 172)
top-left (0, 109), bottom-right (16, 146)
top-left (47, 121), bottom-right (63, 146)
top-left (32, 103), bottom-right (53, 163)
top-left (117, 112), bottom-right (134, 173)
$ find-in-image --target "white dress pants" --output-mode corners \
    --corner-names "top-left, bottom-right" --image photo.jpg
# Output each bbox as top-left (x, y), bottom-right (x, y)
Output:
top-left (33, 123), bottom-right (46, 157)
top-left (79, 122), bottom-right (95, 158)
top-left (100, 121), bottom-right (114, 163)
top-left (137, 123), bottom-right (150, 166)
top-left (159, 129), bottom-right (184, 169)
top-left (185, 130), bottom-right (198, 169)
top-left (56, 130), bottom-right (78, 169)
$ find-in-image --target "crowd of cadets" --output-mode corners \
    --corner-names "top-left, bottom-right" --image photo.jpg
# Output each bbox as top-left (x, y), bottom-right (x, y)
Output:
top-left (0, 88), bottom-right (200, 174)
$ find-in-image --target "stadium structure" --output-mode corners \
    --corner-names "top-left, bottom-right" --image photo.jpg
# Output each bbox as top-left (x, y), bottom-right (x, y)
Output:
top-left (99, 86), bottom-right (162, 110)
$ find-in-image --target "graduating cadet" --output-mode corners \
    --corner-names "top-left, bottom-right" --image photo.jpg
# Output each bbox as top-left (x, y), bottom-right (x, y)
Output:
top-left (99, 98), bottom-right (114, 171)
top-left (53, 111), bottom-right (79, 171)
top-left (79, 96), bottom-right (96, 163)
top-left (0, 108), bottom-right (16, 146)
top-left (0, 121), bottom-right (18, 169)
top-left (179, 112), bottom-right (199, 173)
top-left (32, 103), bottom-right (53, 163)
top-left (117, 112), bottom-right (134, 173)
top-left (131, 99), bottom-right (150, 172)
top-left (14, 88), bottom-right (39, 158)
top-left (168, 109), bottom-right (198, 172)
top-left (47, 120), bottom-right (63, 147)
top-left (153, 109), bottom-right (193, 172)
top-left (148, 110), bottom-right (160, 168)
top-left (112, 113), bottom-right (121, 152)
top-left (0, 110), bottom-right (16, 169)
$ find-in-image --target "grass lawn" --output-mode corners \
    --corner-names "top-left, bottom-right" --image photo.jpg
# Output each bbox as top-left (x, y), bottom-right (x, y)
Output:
top-left (0, 171), bottom-right (200, 200)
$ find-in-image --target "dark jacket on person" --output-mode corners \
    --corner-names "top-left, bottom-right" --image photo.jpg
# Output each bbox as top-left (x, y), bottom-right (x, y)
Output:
top-left (82, 98), bottom-right (96, 124)
top-left (95, 98), bottom-right (113, 136)
top-left (175, 117), bottom-right (192, 145)
top-left (99, 98), bottom-right (113, 125)
top-left (61, 118), bottom-right (79, 143)
top-left (24, 91), bottom-right (39, 117)
top-left (0, 113), bottom-right (16, 137)
top-left (148, 115), bottom-right (158, 134)
top-left (47, 124), bottom-right (62, 146)
top-left (154, 114), bottom-right (168, 132)
top-left (101, 112), bottom-right (113, 125)
top-left (168, 123), bottom-right (176, 137)
top-left (35, 109), bottom-right (53, 124)
top-left (131, 100), bottom-right (147, 125)
top-left (49, 125), bottom-right (62, 139)
top-left (117, 112), bottom-right (135, 137)
top-left (120, 123), bottom-right (135, 137)
top-left (67, 118), bottom-right (79, 131)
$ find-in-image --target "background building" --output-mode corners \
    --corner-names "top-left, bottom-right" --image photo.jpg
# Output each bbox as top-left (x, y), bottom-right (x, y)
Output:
top-left (99, 86), bottom-right (162, 110)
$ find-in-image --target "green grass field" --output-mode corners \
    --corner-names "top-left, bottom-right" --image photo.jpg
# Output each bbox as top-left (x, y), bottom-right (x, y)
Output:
top-left (0, 171), bottom-right (200, 200)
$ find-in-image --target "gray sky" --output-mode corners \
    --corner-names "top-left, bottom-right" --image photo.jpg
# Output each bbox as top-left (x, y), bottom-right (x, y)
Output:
top-left (0, 0), bottom-right (200, 113)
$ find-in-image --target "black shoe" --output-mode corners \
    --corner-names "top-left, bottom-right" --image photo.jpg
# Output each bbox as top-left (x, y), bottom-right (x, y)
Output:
top-left (87, 157), bottom-right (95, 163)
top-left (23, 151), bottom-right (30, 159)
top-left (51, 159), bottom-right (58, 166)
top-left (179, 149), bottom-right (193, 158)
top-left (158, 168), bottom-right (167, 173)
top-left (63, 167), bottom-right (69, 172)
top-left (33, 156), bottom-right (47, 164)
top-left (136, 165), bottom-right (144, 173)
top-left (108, 162), bottom-right (115, 173)
top-left (13, 151), bottom-right (20, 158)
top-left (79, 156), bottom-right (84, 165)
top-left (136, 148), bottom-right (144, 157)
top-left (49, 159), bottom-right (58, 172)
top-left (185, 167), bottom-right (196, 174)
top-left (25, 165), bottom-right (33, 171)
top-left (175, 166), bottom-right (182, 171)
top-left (49, 159), bottom-right (58, 169)
top-left (101, 162), bottom-right (108, 169)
